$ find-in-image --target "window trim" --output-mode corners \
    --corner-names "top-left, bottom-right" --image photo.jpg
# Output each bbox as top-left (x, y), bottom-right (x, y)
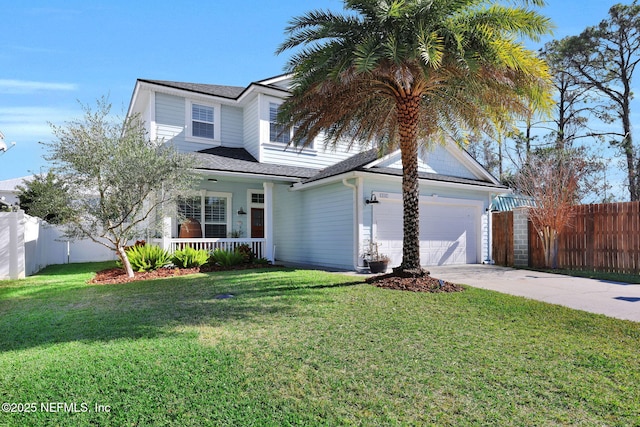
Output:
top-left (247, 189), bottom-right (265, 212)
top-left (269, 102), bottom-right (291, 145)
top-left (265, 100), bottom-right (315, 150)
top-left (185, 100), bottom-right (221, 143)
top-left (177, 191), bottom-right (232, 238)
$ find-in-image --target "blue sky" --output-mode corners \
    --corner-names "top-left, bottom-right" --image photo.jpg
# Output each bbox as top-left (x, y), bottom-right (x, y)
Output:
top-left (0, 0), bottom-right (625, 193)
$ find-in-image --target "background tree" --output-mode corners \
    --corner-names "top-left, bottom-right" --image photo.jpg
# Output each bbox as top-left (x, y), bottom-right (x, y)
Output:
top-left (515, 148), bottom-right (591, 268)
top-left (465, 132), bottom-right (501, 180)
top-left (277, 0), bottom-right (552, 274)
top-left (43, 98), bottom-right (196, 278)
top-left (16, 171), bottom-right (73, 224)
top-left (559, 1), bottom-right (640, 200)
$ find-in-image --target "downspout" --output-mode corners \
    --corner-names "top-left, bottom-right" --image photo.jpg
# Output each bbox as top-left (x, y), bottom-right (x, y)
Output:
top-left (342, 178), bottom-right (361, 271)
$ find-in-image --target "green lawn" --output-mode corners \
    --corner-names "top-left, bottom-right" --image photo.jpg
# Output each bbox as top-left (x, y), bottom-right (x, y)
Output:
top-left (0, 263), bottom-right (639, 426)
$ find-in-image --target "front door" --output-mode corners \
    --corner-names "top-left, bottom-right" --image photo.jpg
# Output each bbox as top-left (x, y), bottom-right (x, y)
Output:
top-left (251, 208), bottom-right (264, 238)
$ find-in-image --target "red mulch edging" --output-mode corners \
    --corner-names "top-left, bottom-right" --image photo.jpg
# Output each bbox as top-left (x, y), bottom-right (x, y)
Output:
top-left (366, 272), bottom-right (464, 293)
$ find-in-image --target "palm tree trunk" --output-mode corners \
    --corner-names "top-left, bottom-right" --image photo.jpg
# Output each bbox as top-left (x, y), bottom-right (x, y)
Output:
top-left (396, 95), bottom-right (424, 274)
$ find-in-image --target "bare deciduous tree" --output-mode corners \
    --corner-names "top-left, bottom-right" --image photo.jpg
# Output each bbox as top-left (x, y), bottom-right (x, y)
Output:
top-left (515, 149), bottom-right (589, 268)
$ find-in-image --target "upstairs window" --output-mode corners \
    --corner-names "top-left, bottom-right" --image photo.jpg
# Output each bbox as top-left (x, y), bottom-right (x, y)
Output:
top-left (192, 104), bottom-right (214, 139)
top-left (269, 103), bottom-right (290, 144)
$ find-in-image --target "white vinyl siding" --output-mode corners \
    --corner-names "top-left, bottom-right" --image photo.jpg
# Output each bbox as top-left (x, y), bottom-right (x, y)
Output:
top-left (155, 92), bottom-right (186, 149)
top-left (243, 96), bottom-right (260, 160)
top-left (155, 93), bottom-right (221, 152)
top-left (220, 105), bottom-right (244, 147)
top-left (378, 144), bottom-right (478, 179)
top-left (274, 182), bottom-right (353, 270)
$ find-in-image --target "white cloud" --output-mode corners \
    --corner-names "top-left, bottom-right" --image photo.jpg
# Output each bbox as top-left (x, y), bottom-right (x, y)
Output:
top-left (0, 106), bottom-right (79, 141)
top-left (0, 79), bottom-right (78, 94)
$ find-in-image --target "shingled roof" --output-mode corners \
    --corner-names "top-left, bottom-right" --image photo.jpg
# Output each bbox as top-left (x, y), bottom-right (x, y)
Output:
top-left (302, 149), bottom-right (380, 183)
top-left (191, 146), bottom-right (505, 189)
top-left (139, 79), bottom-right (246, 99)
top-left (194, 147), bottom-right (317, 179)
top-left (301, 148), bottom-right (505, 189)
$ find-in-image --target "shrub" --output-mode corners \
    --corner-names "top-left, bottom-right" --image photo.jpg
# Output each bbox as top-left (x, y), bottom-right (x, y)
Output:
top-left (121, 244), bottom-right (172, 272)
top-left (235, 244), bottom-right (254, 263)
top-left (172, 246), bottom-right (210, 268)
top-left (210, 248), bottom-right (245, 267)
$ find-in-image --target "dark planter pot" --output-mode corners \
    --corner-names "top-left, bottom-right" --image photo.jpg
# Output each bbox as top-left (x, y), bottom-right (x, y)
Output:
top-left (368, 260), bottom-right (388, 274)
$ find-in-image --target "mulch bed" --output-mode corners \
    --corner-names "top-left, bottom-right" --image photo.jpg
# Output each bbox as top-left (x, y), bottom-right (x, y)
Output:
top-left (366, 272), bottom-right (464, 293)
top-left (90, 264), bottom-right (464, 294)
top-left (89, 264), bottom-right (271, 285)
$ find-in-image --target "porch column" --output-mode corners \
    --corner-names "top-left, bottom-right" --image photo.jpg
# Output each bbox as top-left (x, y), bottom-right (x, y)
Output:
top-left (263, 182), bottom-right (274, 262)
top-left (162, 217), bottom-right (172, 251)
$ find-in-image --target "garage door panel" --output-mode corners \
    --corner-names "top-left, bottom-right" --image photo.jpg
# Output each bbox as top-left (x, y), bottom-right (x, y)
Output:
top-left (374, 200), bottom-right (478, 266)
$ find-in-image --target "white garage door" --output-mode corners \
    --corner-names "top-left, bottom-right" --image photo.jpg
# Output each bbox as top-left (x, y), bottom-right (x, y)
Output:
top-left (374, 196), bottom-right (479, 266)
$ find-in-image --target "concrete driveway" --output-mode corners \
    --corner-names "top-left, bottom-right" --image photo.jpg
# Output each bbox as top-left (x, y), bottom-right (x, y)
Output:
top-left (428, 265), bottom-right (640, 323)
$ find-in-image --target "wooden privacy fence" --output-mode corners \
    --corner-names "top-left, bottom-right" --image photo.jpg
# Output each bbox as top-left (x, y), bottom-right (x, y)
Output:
top-left (528, 201), bottom-right (640, 274)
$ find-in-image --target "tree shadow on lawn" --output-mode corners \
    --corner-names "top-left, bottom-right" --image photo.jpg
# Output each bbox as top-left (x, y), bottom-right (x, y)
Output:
top-left (0, 269), bottom-right (364, 353)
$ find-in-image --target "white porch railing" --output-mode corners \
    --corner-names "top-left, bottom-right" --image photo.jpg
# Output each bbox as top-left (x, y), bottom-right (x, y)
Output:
top-left (166, 238), bottom-right (266, 259)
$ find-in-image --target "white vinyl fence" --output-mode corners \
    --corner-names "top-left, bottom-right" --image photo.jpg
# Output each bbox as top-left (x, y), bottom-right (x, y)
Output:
top-left (0, 211), bottom-right (116, 280)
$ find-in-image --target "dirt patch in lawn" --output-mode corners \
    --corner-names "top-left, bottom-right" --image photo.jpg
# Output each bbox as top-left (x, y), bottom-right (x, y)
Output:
top-left (366, 271), bottom-right (464, 293)
top-left (89, 264), bottom-right (271, 285)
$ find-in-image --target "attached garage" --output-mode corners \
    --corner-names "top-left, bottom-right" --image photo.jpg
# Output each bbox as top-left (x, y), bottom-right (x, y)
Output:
top-left (373, 192), bottom-right (483, 267)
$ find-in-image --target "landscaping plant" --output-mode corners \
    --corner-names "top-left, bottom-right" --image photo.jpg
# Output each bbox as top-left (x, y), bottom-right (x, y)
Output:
top-left (120, 244), bottom-right (172, 272)
top-left (172, 246), bottom-right (210, 268)
top-left (235, 244), bottom-right (254, 263)
top-left (210, 248), bottom-right (245, 267)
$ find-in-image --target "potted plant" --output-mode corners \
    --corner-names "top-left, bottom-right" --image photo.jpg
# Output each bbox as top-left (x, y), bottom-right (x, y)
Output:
top-left (361, 240), bottom-right (390, 274)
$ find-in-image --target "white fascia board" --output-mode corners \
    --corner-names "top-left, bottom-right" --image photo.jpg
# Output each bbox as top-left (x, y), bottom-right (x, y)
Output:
top-left (364, 150), bottom-right (399, 168)
top-left (126, 82), bottom-right (142, 119)
top-left (236, 84), bottom-right (289, 105)
top-left (290, 172), bottom-right (359, 191)
top-left (190, 168), bottom-right (305, 183)
top-left (363, 143), bottom-right (500, 186)
top-left (292, 170), bottom-right (507, 194)
top-left (256, 74), bottom-right (293, 86)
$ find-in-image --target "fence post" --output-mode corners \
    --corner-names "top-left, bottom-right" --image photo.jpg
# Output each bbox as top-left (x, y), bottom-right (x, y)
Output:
top-left (513, 207), bottom-right (530, 267)
top-left (8, 211), bottom-right (26, 279)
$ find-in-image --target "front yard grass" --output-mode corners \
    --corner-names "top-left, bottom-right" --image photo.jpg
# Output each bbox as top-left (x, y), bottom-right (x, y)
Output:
top-left (0, 262), bottom-right (638, 426)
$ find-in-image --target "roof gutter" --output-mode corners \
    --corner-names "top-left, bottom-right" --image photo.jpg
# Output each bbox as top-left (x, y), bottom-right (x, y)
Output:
top-left (290, 172), bottom-right (359, 191)
top-left (190, 168), bottom-right (310, 183)
top-left (292, 170), bottom-right (507, 194)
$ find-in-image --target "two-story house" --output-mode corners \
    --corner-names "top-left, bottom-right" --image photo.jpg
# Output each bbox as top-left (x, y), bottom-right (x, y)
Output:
top-left (127, 74), bottom-right (508, 271)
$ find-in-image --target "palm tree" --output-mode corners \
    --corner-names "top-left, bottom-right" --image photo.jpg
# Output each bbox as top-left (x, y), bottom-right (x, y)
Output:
top-left (277, 0), bottom-right (552, 274)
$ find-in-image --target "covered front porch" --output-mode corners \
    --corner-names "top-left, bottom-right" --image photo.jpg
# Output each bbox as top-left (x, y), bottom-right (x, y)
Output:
top-left (160, 179), bottom-right (277, 261)
top-left (155, 146), bottom-right (319, 262)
